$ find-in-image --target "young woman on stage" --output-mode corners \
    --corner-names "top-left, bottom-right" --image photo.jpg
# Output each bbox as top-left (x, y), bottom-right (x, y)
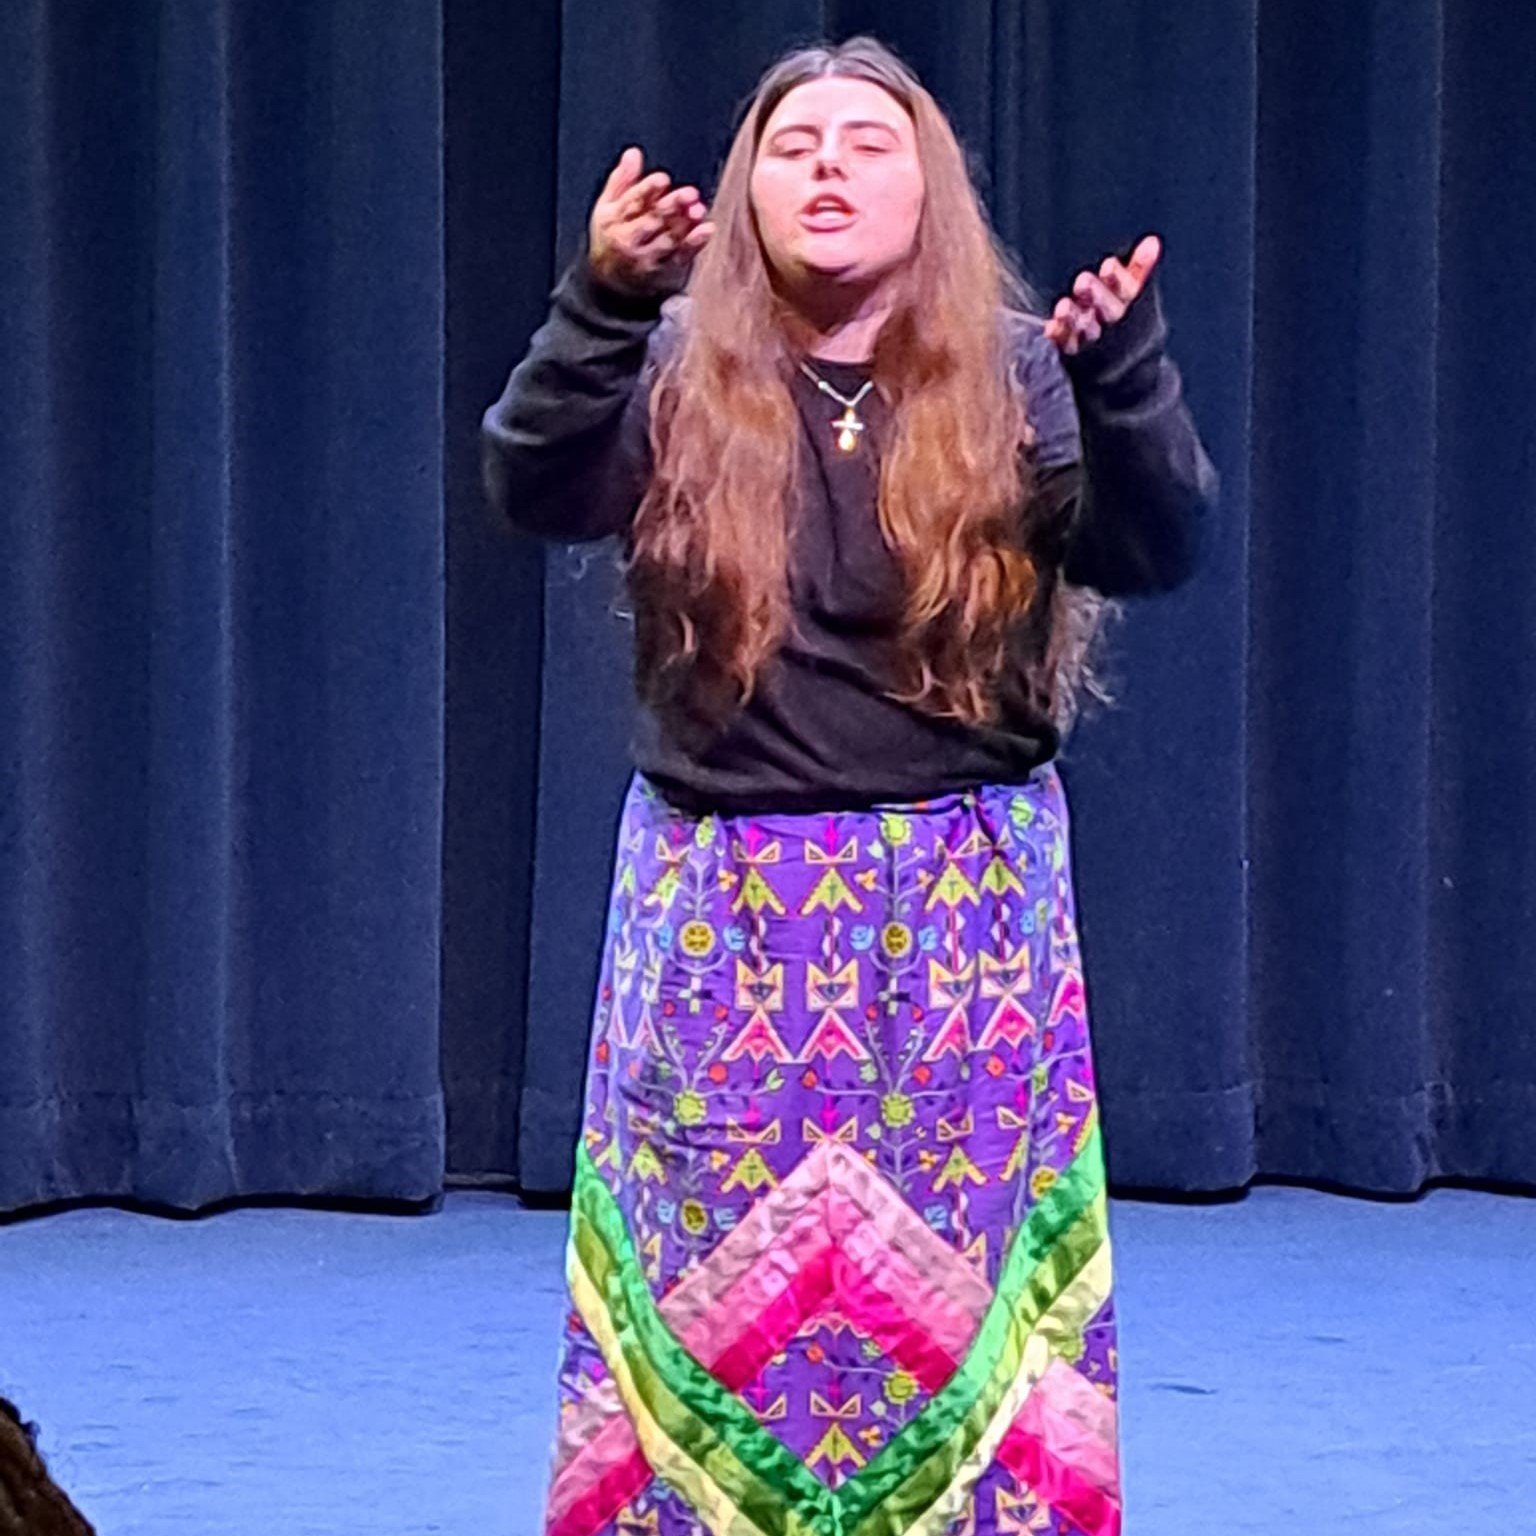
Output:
top-left (484, 36), bottom-right (1216, 1536)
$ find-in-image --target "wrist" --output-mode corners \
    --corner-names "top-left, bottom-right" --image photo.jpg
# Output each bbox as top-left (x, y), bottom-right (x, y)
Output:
top-left (573, 253), bottom-right (667, 322)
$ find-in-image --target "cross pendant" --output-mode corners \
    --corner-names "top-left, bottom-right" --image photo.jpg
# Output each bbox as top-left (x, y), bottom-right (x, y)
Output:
top-left (833, 406), bottom-right (864, 453)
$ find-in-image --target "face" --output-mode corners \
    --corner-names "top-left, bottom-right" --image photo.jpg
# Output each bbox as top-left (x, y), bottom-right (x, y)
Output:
top-left (749, 75), bottom-right (925, 290)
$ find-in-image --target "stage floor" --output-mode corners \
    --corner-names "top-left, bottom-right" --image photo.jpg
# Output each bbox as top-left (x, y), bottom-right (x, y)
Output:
top-left (4, 1184), bottom-right (1531, 1533)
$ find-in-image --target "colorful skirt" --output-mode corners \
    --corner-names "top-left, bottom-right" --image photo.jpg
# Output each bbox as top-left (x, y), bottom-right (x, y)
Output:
top-left (545, 768), bottom-right (1121, 1536)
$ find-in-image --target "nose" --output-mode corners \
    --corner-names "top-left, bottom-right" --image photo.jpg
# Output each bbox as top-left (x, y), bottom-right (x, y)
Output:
top-left (813, 139), bottom-right (848, 179)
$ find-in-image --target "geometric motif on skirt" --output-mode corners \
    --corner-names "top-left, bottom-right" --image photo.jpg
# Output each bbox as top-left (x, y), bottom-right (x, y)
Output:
top-left (543, 767), bottom-right (1121, 1536)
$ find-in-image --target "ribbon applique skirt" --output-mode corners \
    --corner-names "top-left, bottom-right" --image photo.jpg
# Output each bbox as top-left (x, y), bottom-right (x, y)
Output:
top-left (544, 767), bottom-right (1121, 1536)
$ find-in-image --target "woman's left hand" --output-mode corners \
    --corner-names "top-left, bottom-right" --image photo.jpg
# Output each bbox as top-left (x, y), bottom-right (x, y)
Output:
top-left (1045, 234), bottom-right (1161, 355)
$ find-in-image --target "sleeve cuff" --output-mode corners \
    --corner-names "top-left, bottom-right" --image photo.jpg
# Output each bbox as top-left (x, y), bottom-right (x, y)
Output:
top-left (561, 255), bottom-right (668, 325)
top-left (1060, 274), bottom-right (1170, 393)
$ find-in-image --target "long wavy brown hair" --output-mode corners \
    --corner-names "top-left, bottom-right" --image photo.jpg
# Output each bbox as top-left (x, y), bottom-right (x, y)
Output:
top-left (629, 36), bottom-right (1110, 734)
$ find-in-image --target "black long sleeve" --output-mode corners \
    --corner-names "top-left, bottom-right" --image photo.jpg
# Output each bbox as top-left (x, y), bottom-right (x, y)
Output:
top-left (479, 264), bottom-right (1220, 812)
top-left (480, 260), bottom-right (668, 543)
top-left (484, 262), bottom-right (1217, 589)
top-left (1056, 279), bottom-right (1219, 596)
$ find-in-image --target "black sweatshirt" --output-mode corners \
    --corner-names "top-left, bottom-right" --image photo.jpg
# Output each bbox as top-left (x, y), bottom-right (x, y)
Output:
top-left (482, 260), bottom-right (1218, 814)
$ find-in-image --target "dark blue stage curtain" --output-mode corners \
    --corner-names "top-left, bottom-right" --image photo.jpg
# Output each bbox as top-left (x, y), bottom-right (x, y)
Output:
top-left (3, 1), bottom-right (1532, 1213)
top-left (450, 0), bottom-right (1536, 1198)
top-left (0, 0), bottom-right (446, 1210)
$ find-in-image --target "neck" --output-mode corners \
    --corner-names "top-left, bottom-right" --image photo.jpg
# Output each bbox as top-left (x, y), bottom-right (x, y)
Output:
top-left (779, 273), bottom-right (898, 364)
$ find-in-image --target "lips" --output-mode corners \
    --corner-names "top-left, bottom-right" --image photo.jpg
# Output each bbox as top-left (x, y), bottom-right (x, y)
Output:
top-left (800, 194), bottom-right (857, 231)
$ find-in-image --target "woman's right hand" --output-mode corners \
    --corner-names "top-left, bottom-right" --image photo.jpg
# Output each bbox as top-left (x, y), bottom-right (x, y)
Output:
top-left (588, 147), bottom-right (714, 298)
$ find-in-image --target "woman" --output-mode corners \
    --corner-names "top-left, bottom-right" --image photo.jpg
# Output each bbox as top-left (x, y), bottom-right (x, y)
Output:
top-left (483, 36), bottom-right (1216, 1536)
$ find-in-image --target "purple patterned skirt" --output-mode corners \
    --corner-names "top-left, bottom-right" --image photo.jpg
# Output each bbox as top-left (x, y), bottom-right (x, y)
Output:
top-left (544, 767), bottom-right (1120, 1536)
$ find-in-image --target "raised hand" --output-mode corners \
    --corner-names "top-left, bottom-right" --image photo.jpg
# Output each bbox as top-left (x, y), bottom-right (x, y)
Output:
top-left (1044, 234), bottom-right (1161, 355)
top-left (588, 147), bottom-right (715, 299)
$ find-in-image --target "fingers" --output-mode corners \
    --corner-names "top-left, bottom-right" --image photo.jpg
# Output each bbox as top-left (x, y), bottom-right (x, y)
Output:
top-left (641, 185), bottom-right (706, 240)
top-left (1074, 270), bottom-right (1126, 325)
top-left (613, 170), bottom-right (673, 222)
top-left (632, 187), bottom-right (708, 252)
top-left (1045, 234), bottom-right (1165, 354)
top-left (599, 146), bottom-right (644, 205)
top-left (626, 213), bottom-right (667, 248)
top-left (590, 148), bottom-right (713, 296)
top-left (1097, 257), bottom-right (1137, 306)
top-left (1047, 295), bottom-right (1092, 355)
top-left (648, 213), bottom-right (714, 267)
top-left (615, 179), bottom-right (708, 247)
top-left (1126, 233), bottom-right (1162, 286)
top-left (1096, 235), bottom-right (1162, 304)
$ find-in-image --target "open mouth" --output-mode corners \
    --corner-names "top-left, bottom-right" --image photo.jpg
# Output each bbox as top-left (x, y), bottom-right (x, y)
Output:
top-left (800, 195), bottom-right (856, 229)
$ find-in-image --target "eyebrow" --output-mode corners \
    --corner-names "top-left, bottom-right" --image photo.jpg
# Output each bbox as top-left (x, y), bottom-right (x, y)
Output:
top-left (767, 119), bottom-right (903, 140)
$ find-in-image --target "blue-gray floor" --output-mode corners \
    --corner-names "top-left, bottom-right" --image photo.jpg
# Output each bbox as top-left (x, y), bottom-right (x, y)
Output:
top-left (3, 1186), bottom-right (1532, 1534)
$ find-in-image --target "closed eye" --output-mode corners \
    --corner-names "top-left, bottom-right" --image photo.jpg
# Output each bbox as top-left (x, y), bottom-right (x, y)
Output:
top-left (767, 129), bottom-right (819, 157)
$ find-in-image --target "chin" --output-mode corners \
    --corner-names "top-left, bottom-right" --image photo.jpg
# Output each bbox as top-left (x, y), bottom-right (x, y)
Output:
top-left (795, 248), bottom-right (872, 282)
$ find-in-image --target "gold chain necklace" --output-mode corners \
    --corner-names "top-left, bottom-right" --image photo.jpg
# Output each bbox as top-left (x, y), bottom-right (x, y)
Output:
top-left (797, 359), bottom-right (875, 453)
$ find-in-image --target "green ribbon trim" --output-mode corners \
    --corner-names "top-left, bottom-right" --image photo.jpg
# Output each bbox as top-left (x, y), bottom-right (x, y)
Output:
top-left (571, 1127), bottom-right (1107, 1536)
top-left (571, 1215), bottom-right (825, 1535)
top-left (844, 1197), bottom-right (1108, 1536)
